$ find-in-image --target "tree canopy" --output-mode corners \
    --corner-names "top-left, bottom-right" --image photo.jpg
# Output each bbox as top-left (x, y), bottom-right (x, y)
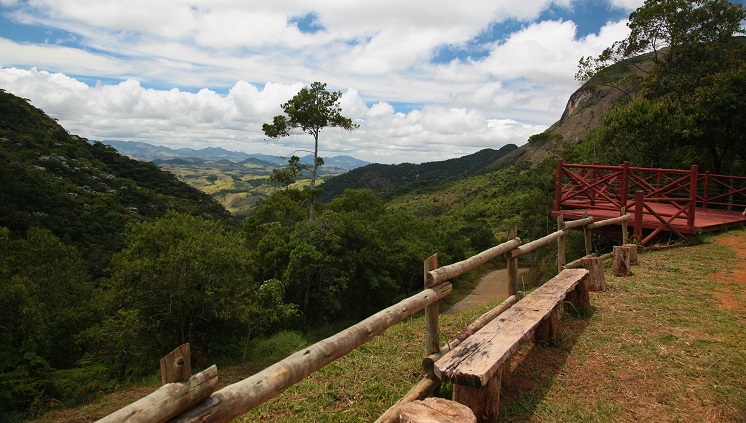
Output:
top-left (575, 0), bottom-right (746, 173)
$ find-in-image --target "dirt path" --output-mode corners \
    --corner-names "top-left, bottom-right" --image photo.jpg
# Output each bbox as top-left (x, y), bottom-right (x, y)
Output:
top-left (713, 234), bottom-right (746, 316)
top-left (445, 268), bottom-right (529, 314)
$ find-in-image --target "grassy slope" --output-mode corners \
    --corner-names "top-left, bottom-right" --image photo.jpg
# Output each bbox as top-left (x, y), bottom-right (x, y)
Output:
top-left (30, 231), bottom-right (746, 422)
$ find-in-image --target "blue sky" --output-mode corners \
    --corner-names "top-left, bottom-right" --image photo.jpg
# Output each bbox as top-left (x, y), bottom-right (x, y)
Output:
top-left (0, 0), bottom-right (654, 163)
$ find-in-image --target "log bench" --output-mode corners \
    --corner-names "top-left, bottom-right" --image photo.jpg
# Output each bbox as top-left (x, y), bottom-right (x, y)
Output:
top-left (433, 268), bottom-right (590, 422)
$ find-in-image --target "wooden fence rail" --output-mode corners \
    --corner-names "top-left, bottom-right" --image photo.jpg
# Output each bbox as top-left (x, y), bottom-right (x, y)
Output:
top-left (98, 214), bottom-right (634, 423)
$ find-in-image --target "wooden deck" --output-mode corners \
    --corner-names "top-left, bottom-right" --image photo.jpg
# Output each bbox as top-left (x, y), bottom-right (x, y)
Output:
top-left (553, 201), bottom-right (746, 235)
top-left (553, 161), bottom-right (746, 244)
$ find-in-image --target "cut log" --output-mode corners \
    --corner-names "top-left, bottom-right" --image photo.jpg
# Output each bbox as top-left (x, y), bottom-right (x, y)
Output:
top-left (374, 375), bottom-right (441, 423)
top-left (399, 397), bottom-right (476, 423)
top-left (97, 365), bottom-right (218, 423)
top-left (581, 256), bottom-right (606, 292)
top-left (613, 245), bottom-right (632, 276)
top-left (623, 243), bottom-right (638, 265)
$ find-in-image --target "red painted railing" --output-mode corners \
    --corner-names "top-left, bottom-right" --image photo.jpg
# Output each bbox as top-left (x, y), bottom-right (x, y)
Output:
top-left (554, 161), bottom-right (746, 244)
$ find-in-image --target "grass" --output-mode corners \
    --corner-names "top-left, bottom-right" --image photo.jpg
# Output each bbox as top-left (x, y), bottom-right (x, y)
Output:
top-left (27, 231), bottom-right (746, 422)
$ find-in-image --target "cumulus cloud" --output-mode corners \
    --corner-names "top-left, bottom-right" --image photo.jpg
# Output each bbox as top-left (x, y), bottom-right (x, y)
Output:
top-left (608, 0), bottom-right (645, 10)
top-left (0, 0), bottom-right (637, 163)
top-left (0, 68), bottom-right (547, 163)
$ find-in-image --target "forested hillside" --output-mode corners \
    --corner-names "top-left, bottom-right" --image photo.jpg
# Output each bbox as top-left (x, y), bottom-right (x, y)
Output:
top-left (319, 145), bottom-right (517, 201)
top-left (0, 90), bottom-right (229, 275)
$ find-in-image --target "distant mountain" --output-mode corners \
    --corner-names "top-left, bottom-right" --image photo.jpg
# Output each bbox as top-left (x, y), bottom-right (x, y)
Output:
top-left (319, 145), bottom-right (519, 201)
top-left (102, 140), bottom-right (370, 170)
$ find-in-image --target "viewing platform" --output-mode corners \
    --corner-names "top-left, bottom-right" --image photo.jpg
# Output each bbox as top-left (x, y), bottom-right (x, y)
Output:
top-left (552, 161), bottom-right (746, 245)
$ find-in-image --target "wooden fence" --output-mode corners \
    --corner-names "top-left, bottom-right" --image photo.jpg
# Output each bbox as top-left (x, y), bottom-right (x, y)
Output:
top-left (97, 213), bottom-right (632, 423)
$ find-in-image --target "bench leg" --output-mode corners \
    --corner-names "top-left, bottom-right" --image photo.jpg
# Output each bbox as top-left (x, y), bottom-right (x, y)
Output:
top-left (500, 358), bottom-right (511, 388)
top-left (535, 306), bottom-right (558, 342)
top-left (452, 366), bottom-right (502, 423)
top-left (564, 274), bottom-right (590, 315)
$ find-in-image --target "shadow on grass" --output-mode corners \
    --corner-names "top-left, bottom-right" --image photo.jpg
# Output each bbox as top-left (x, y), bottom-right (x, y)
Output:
top-left (498, 307), bottom-right (592, 421)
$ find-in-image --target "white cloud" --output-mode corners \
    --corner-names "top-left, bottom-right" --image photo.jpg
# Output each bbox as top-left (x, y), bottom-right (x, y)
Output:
top-left (608, 0), bottom-right (645, 11)
top-left (0, 1), bottom-right (636, 163)
top-left (0, 68), bottom-right (548, 163)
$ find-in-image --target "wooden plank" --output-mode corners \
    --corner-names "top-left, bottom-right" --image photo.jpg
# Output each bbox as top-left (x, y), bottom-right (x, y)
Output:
top-left (433, 269), bottom-right (588, 388)
top-left (423, 294), bottom-right (519, 371)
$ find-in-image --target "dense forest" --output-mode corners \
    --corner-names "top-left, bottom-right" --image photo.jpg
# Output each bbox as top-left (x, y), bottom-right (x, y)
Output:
top-left (2, 0), bottom-right (745, 420)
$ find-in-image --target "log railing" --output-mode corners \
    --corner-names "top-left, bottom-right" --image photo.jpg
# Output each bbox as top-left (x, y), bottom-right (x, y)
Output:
top-left (98, 214), bottom-right (633, 423)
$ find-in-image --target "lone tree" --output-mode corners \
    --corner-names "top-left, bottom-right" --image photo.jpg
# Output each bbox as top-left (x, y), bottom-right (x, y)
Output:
top-left (263, 82), bottom-right (358, 220)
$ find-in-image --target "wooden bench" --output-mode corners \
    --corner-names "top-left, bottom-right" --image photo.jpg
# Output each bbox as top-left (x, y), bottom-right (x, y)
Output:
top-left (433, 268), bottom-right (590, 422)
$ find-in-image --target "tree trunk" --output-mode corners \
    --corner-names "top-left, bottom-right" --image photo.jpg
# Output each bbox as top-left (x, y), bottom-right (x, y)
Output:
top-left (309, 131), bottom-right (319, 221)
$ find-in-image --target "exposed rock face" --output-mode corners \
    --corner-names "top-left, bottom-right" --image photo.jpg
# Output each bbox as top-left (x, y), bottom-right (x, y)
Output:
top-left (559, 87), bottom-right (600, 123)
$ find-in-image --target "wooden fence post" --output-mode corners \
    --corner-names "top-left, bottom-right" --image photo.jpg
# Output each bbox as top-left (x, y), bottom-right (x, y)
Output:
top-left (582, 212), bottom-right (592, 256)
top-left (581, 256), bottom-right (606, 292)
top-left (160, 343), bottom-right (191, 385)
top-left (424, 254), bottom-right (440, 356)
top-left (557, 215), bottom-right (566, 273)
top-left (621, 207), bottom-right (629, 245)
top-left (688, 165), bottom-right (698, 229)
top-left (613, 246), bottom-right (632, 276)
top-left (507, 228), bottom-right (519, 295)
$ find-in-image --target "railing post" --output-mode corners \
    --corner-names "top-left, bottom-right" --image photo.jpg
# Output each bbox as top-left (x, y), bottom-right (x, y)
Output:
top-left (507, 228), bottom-right (519, 295)
top-left (554, 159), bottom-right (564, 212)
top-left (424, 254), bottom-right (440, 356)
top-left (557, 215), bottom-right (566, 273)
top-left (634, 191), bottom-right (644, 243)
top-left (621, 161), bottom-right (630, 209)
top-left (590, 161), bottom-right (599, 205)
top-left (703, 170), bottom-right (710, 208)
top-left (688, 165), bottom-right (698, 229)
top-left (621, 207), bottom-right (629, 245)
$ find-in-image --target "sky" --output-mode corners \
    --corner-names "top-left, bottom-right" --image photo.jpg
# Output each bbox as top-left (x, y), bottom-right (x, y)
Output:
top-left (0, 0), bottom-right (650, 164)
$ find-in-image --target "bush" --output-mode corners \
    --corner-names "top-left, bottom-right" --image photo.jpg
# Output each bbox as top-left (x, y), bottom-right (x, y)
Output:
top-left (244, 331), bottom-right (307, 364)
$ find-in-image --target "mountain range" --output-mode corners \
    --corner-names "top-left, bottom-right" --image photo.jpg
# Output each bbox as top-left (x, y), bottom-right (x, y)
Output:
top-left (102, 140), bottom-right (370, 170)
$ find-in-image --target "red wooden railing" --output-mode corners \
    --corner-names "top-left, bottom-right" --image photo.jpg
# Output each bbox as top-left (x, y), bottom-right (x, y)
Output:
top-left (554, 161), bottom-right (746, 245)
